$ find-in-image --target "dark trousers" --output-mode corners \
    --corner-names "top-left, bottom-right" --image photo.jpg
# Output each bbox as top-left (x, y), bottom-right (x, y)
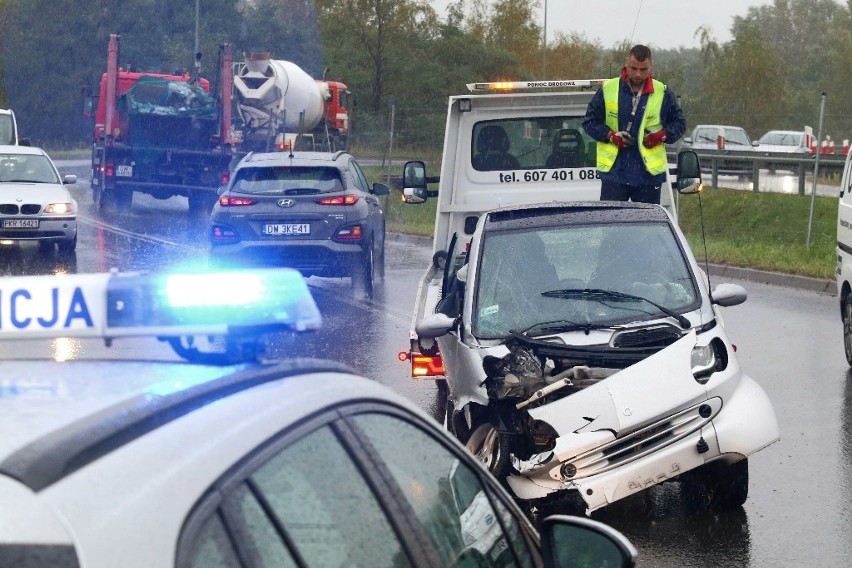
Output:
top-left (600, 179), bottom-right (661, 204)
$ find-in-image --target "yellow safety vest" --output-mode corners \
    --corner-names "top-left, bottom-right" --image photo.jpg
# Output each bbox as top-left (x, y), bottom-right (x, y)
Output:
top-left (596, 77), bottom-right (667, 175)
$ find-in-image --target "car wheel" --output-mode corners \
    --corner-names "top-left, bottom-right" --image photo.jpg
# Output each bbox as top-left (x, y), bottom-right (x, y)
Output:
top-left (58, 234), bottom-right (77, 255)
top-left (843, 294), bottom-right (852, 366)
top-left (116, 188), bottom-right (133, 211)
top-left (99, 188), bottom-right (116, 213)
top-left (376, 237), bottom-right (386, 283)
top-left (681, 458), bottom-right (748, 511)
top-left (188, 193), bottom-right (214, 218)
top-left (460, 414), bottom-right (511, 480)
top-left (38, 241), bottom-right (55, 255)
top-left (352, 242), bottom-right (375, 298)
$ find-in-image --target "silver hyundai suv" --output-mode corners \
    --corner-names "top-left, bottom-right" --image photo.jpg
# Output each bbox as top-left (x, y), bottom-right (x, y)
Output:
top-left (209, 151), bottom-right (389, 297)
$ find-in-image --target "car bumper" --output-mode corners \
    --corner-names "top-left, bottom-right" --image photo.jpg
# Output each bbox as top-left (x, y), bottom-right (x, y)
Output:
top-left (506, 373), bottom-right (779, 514)
top-left (0, 217), bottom-right (77, 242)
top-left (210, 240), bottom-right (364, 277)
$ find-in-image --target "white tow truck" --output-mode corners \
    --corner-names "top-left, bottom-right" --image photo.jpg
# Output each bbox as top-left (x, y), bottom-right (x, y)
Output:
top-left (400, 80), bottom-right (779, 516)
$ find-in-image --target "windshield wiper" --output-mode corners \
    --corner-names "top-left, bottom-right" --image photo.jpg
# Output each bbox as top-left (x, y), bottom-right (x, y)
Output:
top-left (541, 288), bottom-right (690, 329)
top-left (513, 319), bottom-right (612, 337)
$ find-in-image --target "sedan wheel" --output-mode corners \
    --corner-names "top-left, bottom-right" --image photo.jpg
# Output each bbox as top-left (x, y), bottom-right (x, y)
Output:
top-left (681, 458), bottom-right (748, 511)
top-left (463, 418), bottom-right (511, 479)
top-left (352, 242), bottom-right (375, 299)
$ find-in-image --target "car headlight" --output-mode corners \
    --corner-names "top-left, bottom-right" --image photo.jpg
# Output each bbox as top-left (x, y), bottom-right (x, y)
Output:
top-left (691, 338), bottom-right (728, 383)
top-left (44, 202), bottom-right (75, 214)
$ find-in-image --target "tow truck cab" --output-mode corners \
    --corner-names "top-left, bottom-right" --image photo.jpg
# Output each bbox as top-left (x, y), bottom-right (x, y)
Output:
top-left (401, 79), bottom-right (683, 378)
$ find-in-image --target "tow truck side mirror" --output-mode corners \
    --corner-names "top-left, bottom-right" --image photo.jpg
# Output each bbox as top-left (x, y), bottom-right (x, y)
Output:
top-left (675, 150), bottom-right (702, 194)
top-left (402, 160), bottom-right (428, 204)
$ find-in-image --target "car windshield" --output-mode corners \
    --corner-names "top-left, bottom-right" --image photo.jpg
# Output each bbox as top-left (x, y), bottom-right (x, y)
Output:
top-left (472, 117), bottom-right (595, 171)
top-left (0, 114), bottom-right (14, 145)
top-left (759, 131), bottom-right (802, 146)
top-left (694, 127), bottom-right (750, 146)
top-left (230, 165), bottom-right (343, 195)
top-left (0, 153), bottom-right (60, 183)
top-left (472, 222), bottom-right (699, 338)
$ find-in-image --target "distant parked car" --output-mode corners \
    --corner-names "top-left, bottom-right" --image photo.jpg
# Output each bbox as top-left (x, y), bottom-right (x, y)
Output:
top-left (757, 130), bottom-right (811, 153)
top-left (682, 125), bottom-right (757, 178)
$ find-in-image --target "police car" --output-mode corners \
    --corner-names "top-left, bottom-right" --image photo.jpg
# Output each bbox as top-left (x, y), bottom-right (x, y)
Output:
top-left (0, 267), bottom-right (637, 567)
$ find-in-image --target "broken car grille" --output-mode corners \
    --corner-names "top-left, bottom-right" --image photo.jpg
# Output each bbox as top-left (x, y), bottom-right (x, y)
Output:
top-left (563, 397), bottom-right (722, 479)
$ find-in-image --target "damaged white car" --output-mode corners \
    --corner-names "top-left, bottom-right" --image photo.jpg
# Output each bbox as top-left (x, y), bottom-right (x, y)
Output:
top-left (417, 200), bottom-right (780, 516)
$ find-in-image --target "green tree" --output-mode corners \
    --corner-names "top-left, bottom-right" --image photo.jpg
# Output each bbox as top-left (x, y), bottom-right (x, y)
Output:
top-left (728, 0), bottom-right (851, 140)
top-left (236, 0), bottom-right (324, 77)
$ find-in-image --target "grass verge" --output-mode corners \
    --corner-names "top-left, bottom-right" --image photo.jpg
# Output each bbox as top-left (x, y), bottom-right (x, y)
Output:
top-left (367, 161), bottom-right (837, 281)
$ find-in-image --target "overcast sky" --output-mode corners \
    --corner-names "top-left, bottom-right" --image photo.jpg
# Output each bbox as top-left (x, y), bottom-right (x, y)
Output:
top-left (431, 0), bottom-right (775, 49)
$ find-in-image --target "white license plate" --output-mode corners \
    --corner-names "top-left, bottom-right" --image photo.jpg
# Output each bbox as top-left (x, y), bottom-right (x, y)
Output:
top-left (3, 219), bottom-right (39, 228)
top-left (116, 165), bottom-right (133, 177)
top-left (263, 223), bottom-right (310, 236)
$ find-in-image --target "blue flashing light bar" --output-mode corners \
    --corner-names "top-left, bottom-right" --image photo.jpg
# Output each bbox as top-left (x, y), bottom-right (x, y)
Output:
top-left (0, 268), bottom-right (321, 340)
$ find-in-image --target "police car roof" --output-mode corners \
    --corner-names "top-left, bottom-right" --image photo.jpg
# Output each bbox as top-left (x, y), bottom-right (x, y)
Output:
top-left (0, 358), bottom-right (367, 492)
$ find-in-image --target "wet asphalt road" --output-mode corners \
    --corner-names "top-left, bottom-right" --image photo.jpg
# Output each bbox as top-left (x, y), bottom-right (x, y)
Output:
top-left (9, 163), bottom-right (851, 567)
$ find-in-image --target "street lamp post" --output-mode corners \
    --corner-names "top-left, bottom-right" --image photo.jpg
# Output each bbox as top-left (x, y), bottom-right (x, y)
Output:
top-left (542, 0), bottom-right (548, 78)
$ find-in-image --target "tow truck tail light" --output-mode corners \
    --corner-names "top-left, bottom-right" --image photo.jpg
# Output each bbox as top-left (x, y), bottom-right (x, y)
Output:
top-left (104, 162), bottom-right (114, 178)
top-left (411, 354), bottom-right (445, 377)
top-left (220, 170), bottom-right (230, 185)
top-left (317, 195), bottom-right (358, 206)
top-left (334, 225), bottom-right (362, 241)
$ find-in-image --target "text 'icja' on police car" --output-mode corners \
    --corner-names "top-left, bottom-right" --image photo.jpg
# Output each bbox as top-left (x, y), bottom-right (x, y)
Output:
top-left (0, 268), bottom-right (321, 364)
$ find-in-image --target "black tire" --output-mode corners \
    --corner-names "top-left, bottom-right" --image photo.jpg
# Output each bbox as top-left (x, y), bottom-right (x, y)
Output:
top-left (435, 379), bottom-right (450, 425)
top-left (681, 458), bottom-right (749, 511)
top-left (352, 242), bottom-right (375, 298)
top-left (116, 187), bottom-right (133, 211)
top-left (188, 193), bottom-right (214, 218)
top-left (843, 294), bottom-right (852, 366)
top-left (99, 188), bottom-right (116, 213)
top-left (37, 241), bottom-right (55, 255)
top-left (58, 234), bottom-right (77, 255)
top-left (459, 413), bottom-right (512, 480)
top-left (376, 236), bottom-right (386, 283)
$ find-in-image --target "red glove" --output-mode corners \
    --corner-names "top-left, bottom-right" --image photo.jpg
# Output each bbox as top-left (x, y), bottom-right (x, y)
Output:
top-left (607, 130), bottom-right (634, 148)
top-left (643, 130), bottom-right (667, 148)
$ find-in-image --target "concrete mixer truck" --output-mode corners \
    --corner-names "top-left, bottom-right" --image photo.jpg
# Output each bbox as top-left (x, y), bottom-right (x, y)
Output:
top-left (232, 53), bottom-right (350, 153)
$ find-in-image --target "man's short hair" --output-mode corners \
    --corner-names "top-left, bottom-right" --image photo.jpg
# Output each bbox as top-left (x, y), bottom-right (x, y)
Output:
top-left (629, 45), bottom-right (652, 62)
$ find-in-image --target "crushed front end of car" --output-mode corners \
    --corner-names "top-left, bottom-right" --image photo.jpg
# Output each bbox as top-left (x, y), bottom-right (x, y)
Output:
top-left (475, 323), bottom-right (778, 514)
top-left (433, 203), bottom-right (780, 515)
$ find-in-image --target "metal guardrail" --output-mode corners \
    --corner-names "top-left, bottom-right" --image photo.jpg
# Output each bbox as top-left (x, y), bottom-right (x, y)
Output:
top-left (668, 148), bottom-right (847, 195)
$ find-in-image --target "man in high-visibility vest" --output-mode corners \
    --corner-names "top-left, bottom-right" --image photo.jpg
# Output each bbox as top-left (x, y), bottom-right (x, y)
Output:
top-left (582, 45), bottom-right (686, 204)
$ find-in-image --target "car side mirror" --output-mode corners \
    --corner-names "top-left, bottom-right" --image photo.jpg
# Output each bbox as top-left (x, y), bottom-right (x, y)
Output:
top-left (675, 150), bottom-right (702, 194)
top-left (371, 182), bottom-right (390, 196)
top-left (711, 283), bottom-right (747, 307)
top-left (415, 313), bottom-right (455, 339)
top-left (63, 174), bottom-right (78, 185)
top-left (402, 160), bottom-right (428, 204)
top-left (540, 515), bottom-right (637, 568)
